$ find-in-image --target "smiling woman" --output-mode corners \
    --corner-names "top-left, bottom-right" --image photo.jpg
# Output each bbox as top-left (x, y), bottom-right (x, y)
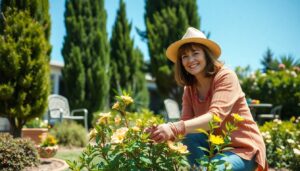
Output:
top-left (147, 27), bottom-right (268, 171)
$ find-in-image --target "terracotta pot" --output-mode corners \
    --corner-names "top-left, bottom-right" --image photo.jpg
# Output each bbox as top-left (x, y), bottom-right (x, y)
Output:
top-left (22, 128), bottom-right (48, 144)
top-left (36, 145), bottom-right (58, 158)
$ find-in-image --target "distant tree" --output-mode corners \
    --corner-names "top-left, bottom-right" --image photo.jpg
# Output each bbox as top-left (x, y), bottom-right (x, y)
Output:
top-left (0, 9), bottom-right (50, 137)
top-left (110, 0), bottom-right (148, 110)
top-left (235, 65), bottom-right (251, 80)
top-left (261, 48), bottom-right (276, 72)
top-left (62, 0), bottom-right (110, 127)
top-left (278, 55), bottom-right (300, 69)
top-left (144, 0), bottom-right (200, 103)
top-left (1, 0), bottom-right (51, 56)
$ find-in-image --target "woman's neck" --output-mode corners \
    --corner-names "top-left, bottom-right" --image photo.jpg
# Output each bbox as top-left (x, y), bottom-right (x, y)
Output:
top-left (195, 74), bottom-right (211, 88)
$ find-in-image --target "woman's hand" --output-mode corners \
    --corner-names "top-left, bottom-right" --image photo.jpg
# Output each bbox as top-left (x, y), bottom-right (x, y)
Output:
top-left (149, 123), bottom-right (175, 143)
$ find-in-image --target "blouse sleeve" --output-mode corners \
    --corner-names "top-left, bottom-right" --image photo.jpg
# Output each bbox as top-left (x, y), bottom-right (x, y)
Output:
top-left (208, 69), bottom-right (242, 120)
top-left (181, 86), bottom-right (194, 121)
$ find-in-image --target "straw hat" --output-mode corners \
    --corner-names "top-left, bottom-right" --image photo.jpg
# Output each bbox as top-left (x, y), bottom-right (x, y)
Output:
top-left (166, 27), bottom-right (221, 63)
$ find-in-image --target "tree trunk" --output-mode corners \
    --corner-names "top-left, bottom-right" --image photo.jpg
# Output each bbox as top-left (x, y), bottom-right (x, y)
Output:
top-left (9, 118), bottom-right (23, 138)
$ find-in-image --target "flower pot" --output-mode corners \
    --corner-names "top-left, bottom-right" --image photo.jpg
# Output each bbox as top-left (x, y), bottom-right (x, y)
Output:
top-left (22, 128), bottom-right (48, 144)
top-left (36, 145), bottom-right (58, 158)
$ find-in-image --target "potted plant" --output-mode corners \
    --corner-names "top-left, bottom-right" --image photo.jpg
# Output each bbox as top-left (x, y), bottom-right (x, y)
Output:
top-left (22, 117), bottom-right (48, 144)
top-left (36, 134), bottom-right (58, 158)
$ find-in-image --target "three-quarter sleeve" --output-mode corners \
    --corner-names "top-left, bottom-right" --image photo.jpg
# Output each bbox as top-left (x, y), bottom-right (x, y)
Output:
top-left (208, 70), bottom-right (242, 120)
top-left (181, 86), bottom-right (194, 121)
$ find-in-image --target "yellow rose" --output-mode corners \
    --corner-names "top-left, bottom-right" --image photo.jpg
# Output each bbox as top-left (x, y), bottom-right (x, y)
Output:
top-left (120, 95), bottom-right (134, 105)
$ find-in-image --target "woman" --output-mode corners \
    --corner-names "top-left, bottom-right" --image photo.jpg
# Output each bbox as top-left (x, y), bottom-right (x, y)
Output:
top-left (148, 27), bottom-right (267, 171)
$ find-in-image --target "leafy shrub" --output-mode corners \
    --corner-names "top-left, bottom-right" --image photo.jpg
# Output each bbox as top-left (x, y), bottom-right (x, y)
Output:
top-left (260, 117), bottom-right (300, 170)
top-left (195, 114), bottom-right (244, 170)
top-left (239, 68), bottom-right (300, 119)
top-left (24, 117), bottom-right (48, 128)
top-left (50, 120), bottom-right (88, 147)
top-left (68, 93), bottom-right (189, 170)
top-left (0, 133), bottom-right (39, 170)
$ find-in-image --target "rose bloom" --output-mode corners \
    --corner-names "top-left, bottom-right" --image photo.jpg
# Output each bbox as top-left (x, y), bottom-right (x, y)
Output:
top-left (97, 112), bottom-right (111, 124)
top-left (293, 149), bottom-right (300, 156)
top-left (88, 128), bottom-right (98, 141)
top-left (112, 102), bottom-right (120, 110)
top-left (132, 126), bottom-right (141, 132)
top-left (111, 127), bottom-right (129, 144)
top-left (167, 141), bottom-right (189, 154)
top-left (121, 95), bottom-right (134, 105)
top-left (287, 139), bottom-right (295, 144)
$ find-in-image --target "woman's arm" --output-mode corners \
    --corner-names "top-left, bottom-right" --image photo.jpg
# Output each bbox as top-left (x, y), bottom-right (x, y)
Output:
top-left (184, 112), bottom-right (212, 133)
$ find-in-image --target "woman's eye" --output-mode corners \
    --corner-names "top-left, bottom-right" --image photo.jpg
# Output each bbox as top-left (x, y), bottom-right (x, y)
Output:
top-left (182, 56), bottom-right (188, 59)
top-left (193, 51), bottom-right (199, 55)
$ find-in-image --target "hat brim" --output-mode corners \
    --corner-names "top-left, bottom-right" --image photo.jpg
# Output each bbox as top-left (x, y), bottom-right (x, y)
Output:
top-left (166, 38), bottom-right (221, 63)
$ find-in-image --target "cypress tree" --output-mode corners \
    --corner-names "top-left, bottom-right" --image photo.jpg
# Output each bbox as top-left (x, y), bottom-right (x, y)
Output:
top-left (1, 0), bottom-right (51, 56)
top-left (261, 48), bottom-right (275, 72)
top-left (110, 0), bottom-right (149, 110)
top-left (0, 9), bottom-right (50, 137)
top-left (62, 0), bottom-right (110, 126)
top-left (145, 0), bottom-right (200, 104)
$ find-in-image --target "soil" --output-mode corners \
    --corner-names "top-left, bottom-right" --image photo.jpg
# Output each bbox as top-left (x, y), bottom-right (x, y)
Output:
top-left (23, 158), bottom-right (68, 171)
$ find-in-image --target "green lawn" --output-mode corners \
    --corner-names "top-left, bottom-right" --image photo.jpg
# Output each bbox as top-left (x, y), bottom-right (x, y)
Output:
top-left (54, 148), bottom-right (83, 162)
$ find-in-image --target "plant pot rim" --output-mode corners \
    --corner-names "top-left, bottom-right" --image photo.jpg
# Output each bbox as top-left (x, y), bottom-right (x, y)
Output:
top-left (22, 128), bottom-right (48, 131)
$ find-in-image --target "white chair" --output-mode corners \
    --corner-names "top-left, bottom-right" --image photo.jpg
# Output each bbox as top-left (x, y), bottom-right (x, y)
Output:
top-left (48, 94), bottom-right (88, 131)
top-left (0, 117), bottom-right (10, 132)
top-left (257, 105), bottom-right (282, 124)
top-left (163, 99), bottom-right (181, 122)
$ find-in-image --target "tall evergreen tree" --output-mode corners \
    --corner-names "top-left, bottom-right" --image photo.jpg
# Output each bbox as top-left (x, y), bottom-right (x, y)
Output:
top-left (110, 0), bottom-right (149, 110)
top-left (62, 0), bottom-right (110, 126)
top-left (0, 9), bottom-right (50, 137)
top-left (261, 48), bottom-right (275, 72)
top-left (1, 0), bottom-right (51, 56)
top-left (144, 0), bottom-right (200, 103)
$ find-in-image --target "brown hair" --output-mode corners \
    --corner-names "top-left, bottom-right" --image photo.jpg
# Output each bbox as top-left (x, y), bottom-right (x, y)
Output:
top-left (174, 43), bottom-right (223, 86)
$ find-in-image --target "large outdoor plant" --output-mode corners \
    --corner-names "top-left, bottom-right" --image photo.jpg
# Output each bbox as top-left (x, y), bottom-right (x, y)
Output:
top-left (193, 114), bottom-right (244, 171)
top-left (0, 8), bottom-right (50, 137)
top-left (67, 93), bottom-right (189, 170)
top-left (240, 67), bottom-right (300, 119)
top-left (260, 117), bottom-right (300, 170)
top-left (68, 92), bottom-right (245, 170)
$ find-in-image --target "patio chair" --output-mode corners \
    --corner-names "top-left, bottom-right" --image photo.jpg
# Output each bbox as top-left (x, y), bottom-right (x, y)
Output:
top-left (0, 117), bottom-right (10, 132)
top-left (47, 94), bottom-right (88, 131)
top-left (163, 98), bottom-right (181, 122)
top-left (257, 105), bottom-right (282, 124)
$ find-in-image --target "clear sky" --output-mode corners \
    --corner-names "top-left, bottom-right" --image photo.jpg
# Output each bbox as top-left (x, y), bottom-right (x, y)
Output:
top-left (50, 0), bottom-right (300, 71)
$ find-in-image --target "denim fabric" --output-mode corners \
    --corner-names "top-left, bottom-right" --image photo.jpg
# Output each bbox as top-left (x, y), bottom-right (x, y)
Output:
top-left (182, 133), bottom-right (257, 171)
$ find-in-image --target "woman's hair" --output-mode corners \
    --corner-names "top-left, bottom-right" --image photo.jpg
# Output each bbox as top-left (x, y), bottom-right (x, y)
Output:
top-left (174, 43), bottom-right (223, 86)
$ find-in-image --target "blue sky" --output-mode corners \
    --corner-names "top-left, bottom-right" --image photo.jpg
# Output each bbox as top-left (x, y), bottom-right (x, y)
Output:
top-left (50, 0), bottom-right (300, 71)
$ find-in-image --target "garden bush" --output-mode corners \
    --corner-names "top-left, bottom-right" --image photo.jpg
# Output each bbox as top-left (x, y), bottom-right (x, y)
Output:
top-left (260, 117), bottom-right (300, 170)
top-left (68, 93), bottom-right (189, 170)
top-left (0, 133), bottom-right (39, 170)
top-left (50, 120), bottom-right (88, 147)
top-left (239, 68), bottom-right (300, 119)
top-left (68, 93), bottom-right (245, 171)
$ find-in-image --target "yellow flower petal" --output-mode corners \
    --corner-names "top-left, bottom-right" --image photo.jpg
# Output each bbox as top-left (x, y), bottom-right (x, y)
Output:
top-left (213, 114), bottom-right (222, 123)
top-left (209, 134), bottom-right (224, 145)
top-left (232, 113), bottom-right (244, 122)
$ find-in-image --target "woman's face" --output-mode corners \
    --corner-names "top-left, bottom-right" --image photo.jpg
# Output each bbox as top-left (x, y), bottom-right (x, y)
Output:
top-left (181, 46), bottom-right (207, 76)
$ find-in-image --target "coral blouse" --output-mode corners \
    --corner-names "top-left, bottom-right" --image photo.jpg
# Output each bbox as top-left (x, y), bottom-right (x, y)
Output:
top-left (181, 67), bottom-right (267, 171)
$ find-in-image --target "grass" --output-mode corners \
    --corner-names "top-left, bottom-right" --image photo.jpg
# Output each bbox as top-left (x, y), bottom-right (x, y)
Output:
top-left (54, 147), bottom-right (83, 162)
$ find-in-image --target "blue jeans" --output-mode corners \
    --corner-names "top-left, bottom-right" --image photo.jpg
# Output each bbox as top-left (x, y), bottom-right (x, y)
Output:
top-left (182, 133), bottom-right (257, 171)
